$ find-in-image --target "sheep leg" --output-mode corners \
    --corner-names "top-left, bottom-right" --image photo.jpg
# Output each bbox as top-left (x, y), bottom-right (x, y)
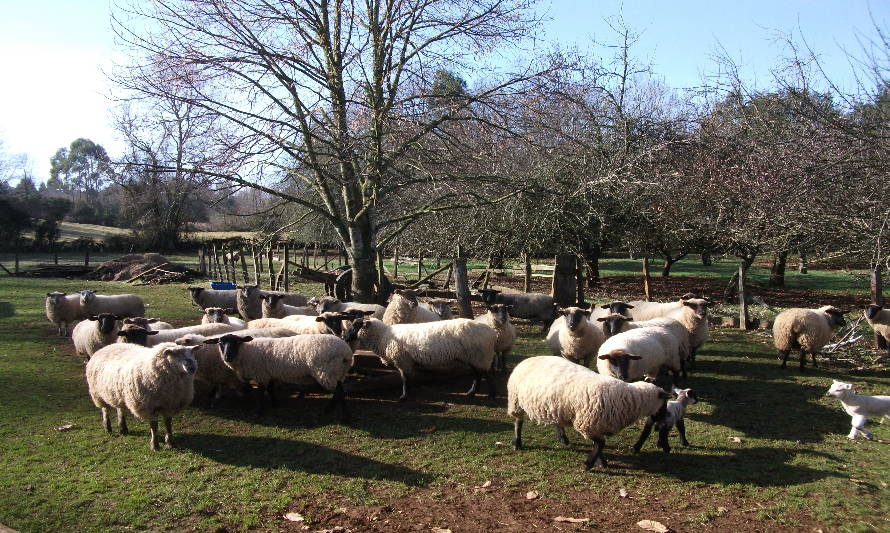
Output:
top-left (117, 408), bottom-right (129, 435)
top-left (656, 426), bottom-right (671, 453)
top-left (266, 382), bottom-right (278, 406)
top-left (798, 349), bottom-right (807, 371)
top-left (584, 437), bottom-right (607, 469)
top-left (101, 408), bottom-right (111, 433)
top-left (632, 417), bottom-right (655, 453)
top-left (555, 426), bottom-right (569, 445)
top-left (779, 350), bottom-right (791, 368)
top-left (148, 419), bottom-right (160, 451)
top-left (687, 349), bottom-right (696, 370)
top-left (483, 369), bottom-right (498, 398)
top-left (253, 385), bottom-right (266, 416)
top-left (849, 415), bottom-right (872, 440)
top-left (810, 351), bottom-right (818, 368)
top-left (164, 416), bottom-right (174, 447)
top-left (500, 349), bottom-right (511, 373)
top-left (208, 385), bottom-right (223, 408)
top-left (512, 418), bottom-right (524, 450)
top-left (466, 367), bottom-right (481, 397)
top-left (397, 369), bottom-right (410, 402)
top-left (677, 419), bottom-right (690, 446)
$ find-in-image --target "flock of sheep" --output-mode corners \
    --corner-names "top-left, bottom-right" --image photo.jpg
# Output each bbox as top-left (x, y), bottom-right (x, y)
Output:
top-left (43, 284), bottom-right (890, 465)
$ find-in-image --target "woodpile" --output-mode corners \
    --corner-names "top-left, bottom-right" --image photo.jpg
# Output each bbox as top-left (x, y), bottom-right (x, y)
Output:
top-left (84, 254), bottom-right (200, 285)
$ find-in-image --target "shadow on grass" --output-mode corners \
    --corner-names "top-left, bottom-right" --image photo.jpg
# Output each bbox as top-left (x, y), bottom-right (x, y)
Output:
top-left (177, 432), bottom-right (432, 486)
top-left (0, 301), bottom-right (14, 319)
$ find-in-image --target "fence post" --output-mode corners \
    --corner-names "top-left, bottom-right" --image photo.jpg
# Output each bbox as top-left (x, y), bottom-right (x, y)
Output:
top-left (575, 254), bottom-right (585, 306)
top-left (84, 246), bottom-right (90, 267)
top-left (551, 254), bottom-right (576, 308)
top-left (523, 252), bottom-right (532, 293)
top-left (393, 245), bottom-right (399, 279)
top-left (417, 253), bottom-right (423, 281)
top-left (14, 252), bottom-right (19, 275)
top-left (739, 261), bottom-right (750, 330)
top-left (239, 245), bottom-right (249, 284)
top-left (642, 257), bottom-right (652, 301)
top-left (252, 244), bottom-right (260, 287)
top-left (453, 258), bottom-right (473, 318)
top-left (267, 247), bottom-right (275, 290)
top-left (212, 243), bottom-right (222, 280)
top-left (283, 243), bottom-right (290, 292)
top-left (198, 247), bottom-right (206, 276)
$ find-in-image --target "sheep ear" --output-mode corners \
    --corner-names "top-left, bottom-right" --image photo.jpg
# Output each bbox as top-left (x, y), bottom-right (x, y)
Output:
top-left (147, 330), bottom-right (159, 335)
top-left (628, 354), bottom-right (643, 360)
top-left (89, 316), bottom-right (99, 321)
top-left (597, 354), bottom-right (612, 360)
top-left (596, 317), bottom-right (608, 322)
top-left (682, 301), bottom-right (697, 308)
top-left (124, 318), bottom-right (134, 324)
top-left (203, 338), bottom-right (220, 344)
top-left (599, 304), bottom-right (610, 309)
top-left (116, 331), bottom-right (128, 337)
top-left (315, 316), bottom-right (326, 322)
top-left (362, 310), bottom-right (375, 316)
top-left (581, 309), bottom-right (591, 316)
top-left (241, 336), bottom-right (254, 342)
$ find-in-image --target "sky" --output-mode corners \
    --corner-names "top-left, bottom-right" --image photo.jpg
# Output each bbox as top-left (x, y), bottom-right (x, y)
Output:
top-left (0, 0), bottom-right (886, 182)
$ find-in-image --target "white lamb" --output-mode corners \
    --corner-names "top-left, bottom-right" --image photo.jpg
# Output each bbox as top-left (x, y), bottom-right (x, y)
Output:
top-left (826, 380), bottom-right (890, 440)
top-left (45, 291), bottom-right (86, 336)
top-left (79, 290), bottom-right (145, 318)
top-left (203, 333), bottom-right (354, 418)
top-left (545, 307), bottom-right (603, 367)
top-left (72, 313), bottom-right (122, 358)
top-left (201, 307), bottom-right (247, 328)
top-left (85, 342), bottom-right (197, 450)
top-left (596, 326), bottom-right (684, 384)
top-left (633, 386), bottom-right (698, 453)
top-left (507, 356), bottom-right (669, 469)
top-left (475, 304), bottom-right (515, 372)
top-left (346, 317), bottom-right (497, 401)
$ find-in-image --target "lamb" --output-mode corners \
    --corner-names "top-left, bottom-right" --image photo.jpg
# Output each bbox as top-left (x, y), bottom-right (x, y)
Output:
top-left (507, 356), bottom-right (669, 469)
top-left (475, 304), bottom-right (515, 372)
top-left (85, 341), bottom-right (196, 450)
top-left (420, 299), bottom-right (456, 320)
top-left (45, 291), bottom-right (86, 336)
top-left (187, 287), bottom-right (238, 310)
top-left (236, 284), bottom-right (309, 320)
top-left (260, 294), bottom-right (318, 318)
top-left (72, 313), bottom-right (122, 358)
top-left (345, 317), bottom-right (497, 401)
top-left (633, 386), bottom-right (698, 453)
top-left (596, 326), bottom-right (685, 384)
top-left (123, 317), bottom-right (174, 330)
top-left (477, 288), bottom-right (557, 332)
top-left (79, 290), bottom-right (145, 318)
top-left (826, 380), bottom-right (890, 440)
top-left (201, 307), bottom-right (247, 328)
top-left (203, 333), bottom-right (354, 418)
top-left (118, 322), bottom-right (242, 347)
top-left (663, 298), bottom-right (711, 367)
top-left (310, 296), bottom-right (386, 320)
top-left (865, 304), bottom-right (890, 356)
top-left (773, 306), bottom-right (847, 370)
top-left (545, 307), bottom-right (603, 367)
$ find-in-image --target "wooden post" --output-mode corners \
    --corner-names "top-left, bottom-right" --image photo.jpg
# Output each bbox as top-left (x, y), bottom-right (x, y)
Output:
top-left (393, 245), bottom-right (399, 279)
top-left (551, 254), bottom-right (577, 308)
top-left (84, 247), bottom-right (90, 267)
top-left (322, 245), bottom-right (331, 270)
top-left (198, 247), bottom-right (206, 276)
top-left (523, 252), bottom-right (532, 293)
top-left (54, 250), bottom-right (59, 265)
top-left (313, 242), bottom-right (320, 269)
top-left (575, 254), bottom-right (585, 306)
top-left (872, 265), bottom-right (884, 306)
top-left (222, 250), bottom-right (232, 283)
top-left (14, 252), bottom-right (19, 275)
top-left (738, 261), bottom-right (750, 330)
top-left (303, 244), bottom-right (309, 267)
top-left (417, 254), bottom-right (423, 281)
top-left (239, 246), bottom-right (249, 284)
top-left (798, 250), bottom-right (808, 274)
top-left (267, 247), bottom-right (275, 290)
top-left (377, 249), bottom-right (385, 296)
top-left (212, 243), bottom-right (222, 280)
top-left (453, 258), bottom-right (473, 319)
top-left (642, 257), bottom-right (652, 302)
top-left (283, 243), bottom-right (290, 291)
top-left (252, 245), bottom-right (260, 286)
top-left (443, 263), bottom-right (454, 290)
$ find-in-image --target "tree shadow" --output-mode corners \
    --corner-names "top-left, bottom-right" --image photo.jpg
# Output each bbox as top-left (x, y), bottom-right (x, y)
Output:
top-left (0, 301), bottom-right (14, 318)
top-left (177, 432), bottom-right (431, 486)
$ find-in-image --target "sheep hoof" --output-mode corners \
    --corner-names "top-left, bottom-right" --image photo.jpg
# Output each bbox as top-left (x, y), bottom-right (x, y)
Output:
top-left (397, 395), bottom-right (409, 403)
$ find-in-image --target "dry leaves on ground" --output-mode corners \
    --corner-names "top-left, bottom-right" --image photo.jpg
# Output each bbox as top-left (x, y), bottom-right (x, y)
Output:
top-left (637, 519), bottom-right (673, 532)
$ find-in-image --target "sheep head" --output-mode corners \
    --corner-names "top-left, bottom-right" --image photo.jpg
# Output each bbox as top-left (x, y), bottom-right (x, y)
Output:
top-left (477, 288), bottom-right (500, 306)
top-left (597, 349), bottom-right (642, 381)
top-left (158, 345), bottom-right (197, 375)
top-left (596, 312), bottom-right (633, 337)
top-left (203, 307), bottom-right (228, 323)
top-left (599, 300), bottom-right (634, 315)
top-left (117, 325), bottom-right (158, 345)
top-left (561, 307), bottom-right (591, 331)
top-left (204, 334), bottom-right (254, 363)
top-left (89, 313), bottom-right (120, 334)
top-left (865, 304), bottom-right (883, 320)
top-left (819, 306), bottom-right (847, 327)
top-left (486, 303), bottom-right (512, 324)
top-left (826, 380), bottom-right (854, 398)
top-left (681, 298), bottom-right (712, 319)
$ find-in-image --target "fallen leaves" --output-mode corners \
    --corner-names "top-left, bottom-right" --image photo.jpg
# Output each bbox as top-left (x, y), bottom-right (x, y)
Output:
top-left (473, 480), bottom-right (496, 492)
top-left (284, 512), bottom-right (304, 522)
top-left (728, 436), bottom-right (743, 443)
top-left (637, 519), bottom-right (672, 532)
top-left (430, 528), bottom-right (452, 533)
top-left (494, 441), bottom-right (505, 446)
top-left (55, 423), bottom-right (76, 432)
top-left (553, 516), bottom-right (589, 523)
top-left (525, 490), bottom-right (539, 500)
top-left (619, 488), bottom-right (629, 498)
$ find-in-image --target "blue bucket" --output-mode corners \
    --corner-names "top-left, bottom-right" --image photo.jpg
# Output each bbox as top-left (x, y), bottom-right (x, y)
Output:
top-left (210, 281), bottom-right (237, 290)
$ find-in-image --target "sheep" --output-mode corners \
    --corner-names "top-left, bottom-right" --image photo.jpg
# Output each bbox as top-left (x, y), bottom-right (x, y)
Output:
top-left (248, 313), bottom-right (356, 337)
top-left (596, 326), bottom-right (685, 384)
top-left (633, 386), bottom-right (698, 453)
top-left (475, 304), bottom-right (515, 372)
top-left (310, 296), bottom-right (386, 320)
top-left (236, 284), bottom-right (309, 320)
top-left (865, 304), bottom-right (890, 356)
top-left (382, 289), bottom-right (441, 324)
top-left (663, 298), bottom-right (711, 367)
top-left (601, 315), bottom-right (693, 367)
top-left (201, 307), bottom-right (247, 328)
top-left (589, 300), bottom-right (635, 323)
top-left (72, 313), bottom-right (122, 358)
top-left (826, 380), bottom-right (890, 440)
top-left (202, 333), bottom-right (354, 418)
top-left (345, 317), bottom-right (497, 401)
top-left (545, 307), bottom-right (603, 367)
top-left (627, 293), bottom-right (699, 321)
top-left (85, 342), bottom-right (196, 450)
top-left (420, 299), bottom-right (456, 320)
top-left (45, 292), bottom-right (86, 336)
top-left (507, 356), bottom-right (669, 469)
top-left (118, 322), bottom-right (242, 347)
top-left (123, 317), bottom-right (174, 330)
top-left (477, 288), bottom-right (557, 333)
top-left (260, 294), bottom-right (318, 318)
top-left (79, 290), bottom-right (145, 318)
top-left (187, 287), bottom-right (238, 310)
top-left (773, 306), bottom-right (847, 370)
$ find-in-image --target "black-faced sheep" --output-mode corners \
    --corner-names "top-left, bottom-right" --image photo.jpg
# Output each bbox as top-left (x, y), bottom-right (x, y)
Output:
top-left (477, 288), bottom-right (556, 333)
top-left (773, 306), bottom-right (847, 370)
top-left (545, 307), bottom-right (603, 367)
top-left (188, 287), bottom-right (238, 310)
top-left (72, 313), bottom-right (122, 358)
top-left (78, 290), bottom-right (145, 318)
top-left (45, 292), bottom-right (86, 336)
top-left (474, 304), bottom-right (515, 372)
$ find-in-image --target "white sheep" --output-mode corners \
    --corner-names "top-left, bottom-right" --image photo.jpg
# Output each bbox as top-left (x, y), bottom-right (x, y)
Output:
top-left (85, 341), bottom-right (196, 450)
top-left (123, 317), bottom-right (174, 330)
top-left (475, 304), bottom-right (515, 372)
top-left (596, 326), bottom-right (684, 384)
top-left (507, 356), bottom-right (669, 469)
top-left (589, 300), bottom-right (635, 323)
top-left (773, 306), bottom-right (847, 370)
top-left (420, 299), bottom-right (456, 320)
top-left (603, 315), bottom-right (692, 368)
top-left (72, 313), bottom-right (122, 358)
top-left (633, 386), bottom-right (698, 453)
top-left (865, 304), bottom-right (890, 356)
top-left (248, 313), bottom-right (355, 337)
top-left (826, 380), bottom-right (890, 440)
top-left (78, 290), bottom-right (145, 318)
top-left (477, 288), bottom-right (556, 333)
top-left (236, 284), bottom-right (309, 320)
top-left (627, 293), bottom-right (699, 321)
top-left (260, 294), bottom-right (318, 318)
top-left (201, 307), bottom-right (247, 328)
top-left (45, 291), bottom-right (86, 336)
top-left (187, 287), bottom-right (238, 310)
top-left (382, 289), bottom-right (440, 324)
top-left (663, 298), bottom-right (711, 367)
top-left (545, 307), bottom-right (603, 367)
top-left (346, 317), bottom-right (497, 401)
top-left (118, 322), bottom-right (242, 347)
top-left (203, 333), bottom-right (354, 418)
top-left (310, 296), bottom-right (386, 320)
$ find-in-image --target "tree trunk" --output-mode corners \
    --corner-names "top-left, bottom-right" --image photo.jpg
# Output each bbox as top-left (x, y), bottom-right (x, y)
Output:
top-left (551, 254), bottom-right (577, 308)
top-left (872, 265), bottom-right (884, 306)
top-left (347, 219), bottom-right (379, 304)
top-left (738, 261), bottom-right (750, 330)
top-left (642, 257), bottom-right (652, 301)
top-left (660, 252), bottom-right (688, 277)
top-left (724, 255), bottom-right (755, 302)
top-left (701, 251), bottom-right (712, 266)
top-left (575, 255), bottom-right (585, 306)
top-left (798, 249), bottom-right (808, 274)
top-left (453, 258), bottom-right (473, 318)
top-left (769, 250), bottom-right (788, 287)
top-left (583, 247), bottom-right (601, 286)
top-left (522, 252), bottom-right (532, 293)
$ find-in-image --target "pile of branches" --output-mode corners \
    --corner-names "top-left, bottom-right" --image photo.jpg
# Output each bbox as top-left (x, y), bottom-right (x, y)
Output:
top-left (85, 253), bottom-right (200, 285)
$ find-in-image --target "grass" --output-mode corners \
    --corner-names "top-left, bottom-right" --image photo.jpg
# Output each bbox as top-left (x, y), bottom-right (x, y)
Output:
top-left (0, 263), bottom-right (888, 532)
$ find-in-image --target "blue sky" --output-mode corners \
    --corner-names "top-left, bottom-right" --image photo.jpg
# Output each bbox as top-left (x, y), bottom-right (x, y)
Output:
top-left (0, 0), bottom-right (886, 182)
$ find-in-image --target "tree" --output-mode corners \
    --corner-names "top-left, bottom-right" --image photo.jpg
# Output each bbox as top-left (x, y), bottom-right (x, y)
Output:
top-left (113, 0), bottom-right (550, 302)
top-left (49, 138), bottom-right (113, 199)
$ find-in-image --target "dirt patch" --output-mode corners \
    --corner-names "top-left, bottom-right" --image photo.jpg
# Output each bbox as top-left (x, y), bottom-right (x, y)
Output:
top-left (84, 253), bottom-right (199, 284)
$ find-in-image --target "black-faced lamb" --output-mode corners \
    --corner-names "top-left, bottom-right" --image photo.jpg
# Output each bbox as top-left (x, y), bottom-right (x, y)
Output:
top-left (45, 291), bottom-right (86, 336)
top-left (477, 288), bottom-right (556, 333)
top-left (826, 380), bottom-right (890, 440)
top-left (78, 290), bottom-right (145, 318)
top-left (773, 306), bottom-right (847, 370)
top-left (123, 317), bottom-right (174, 330)
top-left (545, 306), bottom-right (603, 367)
top-left (474, 304), bottom-right (515, 372)
top-left (596, 326), bottom-right (685, 384)
top-left (236, 284), bottom-right (309, 320)
top-left (507, 356), bottom-right (669, 469)
top-left (72, 313), bottom-right (122, 358)
top-left (865, 304), bottom-right (890, 356)
top-left (633, 386), bottom-right (698, 453)
top-left (85, 342), bottom-right (197, 450)
top-left (260, 294), bottom-right (318, 318)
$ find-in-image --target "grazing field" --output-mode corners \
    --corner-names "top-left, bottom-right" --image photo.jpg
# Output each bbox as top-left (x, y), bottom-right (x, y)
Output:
top-left (0, 263), bottom-right (888, 533)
